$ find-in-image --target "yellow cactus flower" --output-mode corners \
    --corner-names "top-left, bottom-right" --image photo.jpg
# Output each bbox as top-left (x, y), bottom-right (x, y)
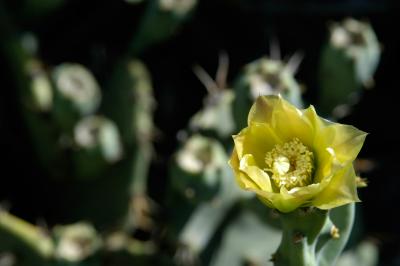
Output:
top-left (229, 95), bottom-right (367, 213)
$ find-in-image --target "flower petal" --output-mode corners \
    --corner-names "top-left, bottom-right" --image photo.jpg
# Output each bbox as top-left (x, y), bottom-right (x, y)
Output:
top-left (286, 183), bottom-right (322, 199)
top-left (312, 163), bottom-right (360, 209)
top-left (313, 146), bottom-right (341, 183)
top-left (251, 187), bottom-right (304, 213)
top-left (322, 124), bottom-right (367, 164)
top-left (229, 148), bottom-right (258, 190)
top-left (302, 105), bottom-right (331, 129)
top-left (270, 97), bottom-right (314, 147)
top-left (246, 184), bottom-right (323, 213)
top-left (233, 123), bottom-right (282, 167)
top-left (247, 95), bottom-right (280, 125)
top-left (232, 133), bottom-right (245, 158)
top-left (303, 104), bottom-right (367, 164)
top-left (239, 154), bottom-right (273, 192)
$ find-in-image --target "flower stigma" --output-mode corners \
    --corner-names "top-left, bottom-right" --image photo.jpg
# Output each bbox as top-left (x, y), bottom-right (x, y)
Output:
top-left (265, 138), bottom-right (314, 190)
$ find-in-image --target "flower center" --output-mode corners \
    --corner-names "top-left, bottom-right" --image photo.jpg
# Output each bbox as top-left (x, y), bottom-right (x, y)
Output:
top-left (265, 138), bottom-right (314, 190)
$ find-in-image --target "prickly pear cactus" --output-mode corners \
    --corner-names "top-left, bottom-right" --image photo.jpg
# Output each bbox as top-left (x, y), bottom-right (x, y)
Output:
top-left (318, 18), bottom-right (381, 118)
top-left (51, 63), bottom-right (102, 132)
top-left (0, 1), bottom-right (158, 260)
top-left (131, 0), bottom-right (197, 55)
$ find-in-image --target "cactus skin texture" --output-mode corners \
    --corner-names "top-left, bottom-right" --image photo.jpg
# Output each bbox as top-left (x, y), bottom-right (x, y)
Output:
top-left (130, 0), bottom-right (197, 55)
top-left (209, 210), bottom-right (281, 266)
top-left (189, 90), bottom-right (235, 140)
top-left (0, 211), bottom-right (54, 266)
top-left (318, 18), bottom-right (380, 118)
top-left (274, 208), bottom-right (328, 266)
top-left (103, 58), bottom-right (156, 203)
top-left (273, 204), bottom-right (355, 266)
top-left (51, 63), bottom-right (102, 133)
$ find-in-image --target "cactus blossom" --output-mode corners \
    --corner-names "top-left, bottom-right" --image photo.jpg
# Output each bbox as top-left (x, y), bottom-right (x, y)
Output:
top-left (229, 95), bottom-right (366, 212)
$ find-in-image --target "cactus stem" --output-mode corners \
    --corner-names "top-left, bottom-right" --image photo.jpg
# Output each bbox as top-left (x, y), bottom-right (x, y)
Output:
top-left (274, 208), bottom-right (328, 266)
top-left (0, 211), bottom-right (54, 259)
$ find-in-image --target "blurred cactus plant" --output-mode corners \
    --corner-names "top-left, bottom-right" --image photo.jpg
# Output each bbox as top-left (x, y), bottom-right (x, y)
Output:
top-left (172, 135), bottom-right (224, 202)
top-left (73, 115), bottom-right (123, 179)
top-left (131, 0), bottom-right (197, 55)
top-left (190, 52), bottom-right (235, 139)
top-left (53, 222), bottom-right (101, 263)
top-left (318, 18), bottom-right (381, 118)
top-left (0, 210), bottom-right (54, 266)
top-left (52, 63), bottom-right (102, 131)
top-left (233, 56), bottom-right (304, 130)
top-left (27, 60), bottom-right (53, 112)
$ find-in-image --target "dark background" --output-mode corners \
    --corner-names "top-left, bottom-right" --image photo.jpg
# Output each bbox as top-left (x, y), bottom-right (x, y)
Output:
top-left (1, 0), bottom-right (400, 264)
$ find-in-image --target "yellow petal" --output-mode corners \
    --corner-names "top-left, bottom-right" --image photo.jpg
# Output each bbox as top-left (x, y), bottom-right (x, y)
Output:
top-left (321, 124), bottom-right (367, 164)
top-left (237, 171), bottom-right (260, 190)
top-left (252, 187), bottom-right (304, 213)
top-left (302, 105), bottom-right (331, 129)
top-left (233, 123), bottom-right (281, 167)
top-left (247, 95), bottom-right (281, 125)
top-left (239, 154), bottom-right (273, 192)
top-left (232, 133), bottom-right (245, 158)
top-left (303, 104), bottom-right (367, 164)
top-left (228, 147), bottom-right (239, 169)
top-left (313, 146), bottom-right (340, 184)
top-left (312, 163), bottom-right (360, 209)
top-left (285, 183), bottom-right (322, 199)
top-left (270, 97), bottom-right (314, 148)
top-left (229, 148), bottom-right (258, 190)
top-left (303, 105), bottom-right (366, 182)
top-left (251, 183), bottom-right (324, 213)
